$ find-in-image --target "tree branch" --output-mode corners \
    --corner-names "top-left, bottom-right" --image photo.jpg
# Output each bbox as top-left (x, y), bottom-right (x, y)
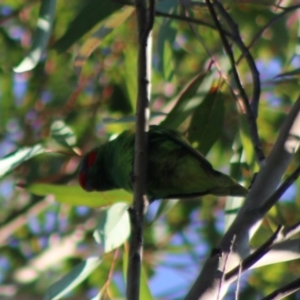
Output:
top-left (205, 0), bottom-right (264, 165)
top-left (184, 94), bottom-right (300, 299)
top-left (126, 0), bottom-right (154, 299)
top-left (261, 277), bottom-right (300, 300)
top-left (225, 225), bottom-right (282, 282)
top-left (252, 239), bottom-right (300, 268)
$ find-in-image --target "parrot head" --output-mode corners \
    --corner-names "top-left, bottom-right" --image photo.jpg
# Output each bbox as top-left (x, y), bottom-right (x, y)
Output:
top-left (78, 147), bottom-right (118, 192)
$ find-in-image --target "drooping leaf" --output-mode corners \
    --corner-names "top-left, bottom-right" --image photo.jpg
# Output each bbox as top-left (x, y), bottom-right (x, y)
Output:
top-left (14, 0), bottom-right (56, 72)
top-left (238, 113), bottom-right (256, 167)
top-left (0, 144), bottom-right (45, 178)
top-left (155, 0), bottom-right (178, 83)
top-left (140, 265), bottom-right (154, 300)
top-left (44, 257), bottom-right (102, 300)
top-left (157, 18), bottom-right (177, 80)
top-left (108, 84), bottom-right (133, 114)
top-left (122, 239), bottom-right (154, 300)
top-left (93, 202), bottom-right (130, 253)
top-left (50, 120), bottom-right (76, 148)
top-left (74, 6), bottom-right (134, 78)
top-left (225, 137), bottom-right (246, 230)
top-left (123, 42), bottom-right (138, 108)
top-left (54, 0), bottom-right (123, 52)
top-left (27, 184), bottom-right (132, 207)
top-left (160, 71), bottom-right (215, 130)
top-left (147, 199), bottom-right (179, 224)
top-left (0, 75), bottom-right (14, 129)
top-left (188, 87), bottom-right (224, 155)
top-left (102, 112), bottom-right (167, 124)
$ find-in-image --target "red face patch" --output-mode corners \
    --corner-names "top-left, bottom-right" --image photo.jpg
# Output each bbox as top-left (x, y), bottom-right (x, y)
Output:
top-left (88, 150), bottom-right (97, 167)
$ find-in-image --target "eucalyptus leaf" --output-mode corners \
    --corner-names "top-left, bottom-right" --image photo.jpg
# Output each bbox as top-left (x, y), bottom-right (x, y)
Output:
top-left (103, 112), bottom-right (167, 124)
top-left (93, 202), bottom-right (130, 253)
top-left (148, 199), bottom-right (179, 224)
top-left (188, 88), bottom-right (224, 155)
top-left (0, 144), bottom-right (45, 178)
top-left (74, 6), bottom-right (134, 78)
top-left (14, 0), bottom-right (56, 72)
top-left (161, 71), bottom-right (215, 130)
top-left (54, 0), bottom-right (122, 52)
top-left (27, 184), bottom-right (132, 207)
top-left (157, 18), bottom-right (176, 80)
top-left (44, 257), bottom-right (102, 300)
top-left (50, 120), bottom-right (76, 148)
top-left (140, 265), bottom-right (154, 300)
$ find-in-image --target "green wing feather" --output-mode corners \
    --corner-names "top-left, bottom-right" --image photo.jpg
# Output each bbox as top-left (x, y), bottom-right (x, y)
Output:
top-left (149, 125), bottom-right (213, 170)
top-left (85, 125), bottom-right (247, 200)
top-left (146, 126), bottom-right (247, 199)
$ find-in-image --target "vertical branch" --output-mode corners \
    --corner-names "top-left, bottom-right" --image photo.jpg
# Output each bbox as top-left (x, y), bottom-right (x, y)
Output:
top-left (126, 0), bottom-right (155, 299)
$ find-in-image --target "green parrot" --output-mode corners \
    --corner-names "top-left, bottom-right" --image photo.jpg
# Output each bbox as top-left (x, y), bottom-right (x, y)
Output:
top-left (78, 125), bottom-right (247, 201)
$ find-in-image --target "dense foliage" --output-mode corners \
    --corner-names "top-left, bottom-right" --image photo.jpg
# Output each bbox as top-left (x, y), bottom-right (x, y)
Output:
top-left (0, 0), bottom-right (300, 299)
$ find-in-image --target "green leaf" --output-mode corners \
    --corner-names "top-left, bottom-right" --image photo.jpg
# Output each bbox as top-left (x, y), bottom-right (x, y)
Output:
top-left (238, 113), bottom-right (255, 166)
top-left (50, 120), bottom-right (76, 148)
top-left (44, 257), bottom-right (102, 300)
top-left (148, 199), bottom-right (179, 224)
top-left (93, 202), bottom-right (130, 253)
top-left (157, 18), bottom-right (176, 80)
top-left (123, 43), bottom-right (138, 108)
top-left (74, 6), bottom-right (134, 78)
top-left (54, 0), bottom-right (123, 52)
top-left (140, 265), bottom-right (154, 300)
top-left (160, 71), bottom-right (215, 130)
top-left (225, 137), bottom-right (246, 230)
top-left (14, 0), bottom-right (56, 72)
top-left (188, 88), bottom-right (224, 155)
top-left (103, 112), bottom-right (167, 124)
top-left (0, 144), bottom-right (45, 178)
top-left (122, 246), bottom-right (153, 300)
top-left (27, 184), bottom-right (132, 207)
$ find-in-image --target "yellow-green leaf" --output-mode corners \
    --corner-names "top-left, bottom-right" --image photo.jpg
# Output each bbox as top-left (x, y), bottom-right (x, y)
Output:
top-left (74, 6), bottom-right (134, 78)
top-left (27, 184), bottom-right (132, 207)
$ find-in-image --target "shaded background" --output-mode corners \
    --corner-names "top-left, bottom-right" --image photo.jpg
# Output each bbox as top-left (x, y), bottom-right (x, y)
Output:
top-left (0, 0), bottom-right (300, 299)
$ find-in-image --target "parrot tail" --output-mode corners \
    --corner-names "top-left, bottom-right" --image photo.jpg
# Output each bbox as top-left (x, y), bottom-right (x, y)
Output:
top-left (211, 184), bottom-right (248, 197)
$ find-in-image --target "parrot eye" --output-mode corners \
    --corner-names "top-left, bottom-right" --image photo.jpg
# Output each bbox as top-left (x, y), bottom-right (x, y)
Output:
top-left (87, 150), bottom-right (97, 167)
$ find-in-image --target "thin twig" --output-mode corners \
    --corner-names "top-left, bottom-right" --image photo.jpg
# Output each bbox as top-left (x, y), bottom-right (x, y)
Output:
top-left (155, 10), bottom-right (232, 35)
top-left (182, 6), bottom-right (232, 87)
top-left (205, 0), bottom-right (264, 165)
top-left (260, 164), bottom-right (300, 214)
top-left (126, 0), bottom-right (155, 299)
top-left (184, 94), bottom-right (300, 300)
top-left (261, 277), bottom-right (300, 300)
top-left (225, 225), bottom-right (283, 281)
top-left (283, 221), bottom-right (300, 240)
top-left (213, 1), bottom-right (261, 120)
top-left (235, 262), bottom-right (242, 300)
top-left (157, 4), bottom-right (300, 68)
top-left (250, 238), bottom-right (300, 269)
top-left (244, 4), bottom-right (300, 60)
top-left (100, 249), bottom-right (119, 299)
